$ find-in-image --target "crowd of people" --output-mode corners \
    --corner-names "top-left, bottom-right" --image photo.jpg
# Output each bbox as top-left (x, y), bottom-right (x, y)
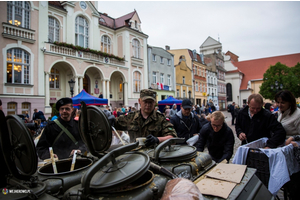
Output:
top-left (1, 88), bottom-right (300, 198)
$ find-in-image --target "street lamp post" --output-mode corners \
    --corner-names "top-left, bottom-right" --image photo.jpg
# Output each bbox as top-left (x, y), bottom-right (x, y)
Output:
top-left (270, 80), bottom-right (283, 93)
top-left (68, 79), bottom-right (75, 97)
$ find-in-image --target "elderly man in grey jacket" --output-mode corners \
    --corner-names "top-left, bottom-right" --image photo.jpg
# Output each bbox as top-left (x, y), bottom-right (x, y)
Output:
top-left (169, 104), bottom-right (177, 118)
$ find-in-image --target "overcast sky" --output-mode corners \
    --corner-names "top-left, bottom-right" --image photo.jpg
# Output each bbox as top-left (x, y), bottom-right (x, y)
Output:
top-left (97, 1), bottom-right (300, 61)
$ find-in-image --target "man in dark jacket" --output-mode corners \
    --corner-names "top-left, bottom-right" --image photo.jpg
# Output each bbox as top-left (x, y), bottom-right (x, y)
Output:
top-left (170, 99), bottom-right (202, 147)
top-left (33, 108), bottom-right (46, 122)
top-left (197, 111), bottom-right (234, 163)
top-left (36, 98), bottom-right (88, 160)
top-left (236, 93), bottom-right (286, 148)
top-left (199, 114), bottom-right (209, 127)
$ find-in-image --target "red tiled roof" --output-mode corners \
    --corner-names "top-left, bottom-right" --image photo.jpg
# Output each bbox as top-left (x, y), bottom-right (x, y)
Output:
top-left (188, 49), bottom-right (204, 64)
top-left (115, 11), bottom-right (136, 28)
top-left (225, 51), bottom-right (239, 62)
top-left (99, 11), bottom-right (136, 29)
top-left (99, 14), bottom-right (115, 29)
top-left (226, 69), bottom-right (243, 74)
top-left (232, 53), bottom-right (300, 90)
top-left (49, 1), bottom-right (66, 11)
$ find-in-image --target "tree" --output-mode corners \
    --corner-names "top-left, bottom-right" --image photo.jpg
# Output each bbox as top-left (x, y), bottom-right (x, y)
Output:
top-left (52, 103), bottom-right (59, 117)
top-left (260, 62), bottom-right (300, 100)
top-left (289, 62), bottom-right (300, 98)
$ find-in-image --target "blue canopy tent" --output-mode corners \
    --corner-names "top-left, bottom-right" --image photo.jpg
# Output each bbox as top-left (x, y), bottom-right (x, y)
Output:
top-left (157, 96), bottom-right (182, 113)
top-left (72, 89), bottom-right (108, 109)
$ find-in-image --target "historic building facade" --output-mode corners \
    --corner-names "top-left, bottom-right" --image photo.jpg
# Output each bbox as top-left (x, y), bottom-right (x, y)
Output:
top-left (147, 45), bottom-right (175, 101)
top-left (225, 52), bottom-right (300, 106)
top-left (200, 37), bottom-right (221, 108)
top-left (189, 50), bottom-right (207, 106)
top-left (0, 1), bottom-right (148, 117)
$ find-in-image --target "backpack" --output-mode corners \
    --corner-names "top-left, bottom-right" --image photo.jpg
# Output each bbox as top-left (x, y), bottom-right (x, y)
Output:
top-left (227, 105), bottom-right (231, 112)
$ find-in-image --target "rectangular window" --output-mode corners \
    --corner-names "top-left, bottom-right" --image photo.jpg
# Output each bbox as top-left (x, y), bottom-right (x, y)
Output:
top-left (160, 73), bottom-right (164, 84)
top-left (200, 83), bottom-right (202, 92)
top-left (195, 82), bottom-right (198, 92)
top-left (50, 68), bottom-right (60, 89)
top-left (6, 49), bottom-right (30, 84)
top-left (167, 59), bottom-right (171, 65)
top-left (152, 72), bottom-right (157, 83)
top-left (22, 102), bottom-right (30, 116)
top-left (119, 81), bottom-right (123, 92)
top-left (7, 102), bottom-right (17, 115)
top-left (133, 71), bottom-right (141, 92)
top-left (152, 54), bottom-right (156, 61)
top-left (182, 76), bottom-right (185, 84)
top-left (183, 90), bottom-right (186, 98)
top-left (167, 75), bottom-right (171, 86)
top-left (160, 56), bottom-right (163, 63)
top-left (177, 89), bottom-right (179, 97)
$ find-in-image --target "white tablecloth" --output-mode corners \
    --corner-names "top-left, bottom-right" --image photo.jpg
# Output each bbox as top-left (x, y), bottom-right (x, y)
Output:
top-left (232, 137), bottom-right (300, 196)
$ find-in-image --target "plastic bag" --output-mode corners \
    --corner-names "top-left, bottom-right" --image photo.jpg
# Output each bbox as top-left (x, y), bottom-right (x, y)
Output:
top-left (161, 178), bottom-right (203, 200)
top-left (186, 134), bottom-right (199, 146)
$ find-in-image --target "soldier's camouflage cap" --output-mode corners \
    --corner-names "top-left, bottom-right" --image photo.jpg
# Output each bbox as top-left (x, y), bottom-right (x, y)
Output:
top-left (140, 89), bottom-right (157, 101)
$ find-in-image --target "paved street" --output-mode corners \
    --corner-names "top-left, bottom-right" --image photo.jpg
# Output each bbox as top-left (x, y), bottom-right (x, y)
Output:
top-left (222, 110), bottom-right (241, 163)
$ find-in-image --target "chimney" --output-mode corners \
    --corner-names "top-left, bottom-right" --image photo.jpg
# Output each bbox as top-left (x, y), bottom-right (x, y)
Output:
top-left (103, 13), bottom-right (108, 16)
top-left (165, 45), bottom-right (170, 50)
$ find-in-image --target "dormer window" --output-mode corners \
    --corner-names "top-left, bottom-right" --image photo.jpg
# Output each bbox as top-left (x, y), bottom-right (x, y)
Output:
top-left (135, 20), bottom-right (138, 29)
top-left (99, 18), bottom-right (105, 24)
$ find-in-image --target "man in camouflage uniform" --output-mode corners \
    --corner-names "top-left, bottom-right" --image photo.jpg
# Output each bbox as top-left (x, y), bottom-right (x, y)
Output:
top-left (112, 89), bottom-right (177, 147)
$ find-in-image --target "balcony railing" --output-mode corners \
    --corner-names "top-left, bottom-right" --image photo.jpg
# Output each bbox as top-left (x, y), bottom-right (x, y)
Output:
top-left (45, 43), bottom-right (125, 66)
top-left (2, 23), bottom-right (35, 43)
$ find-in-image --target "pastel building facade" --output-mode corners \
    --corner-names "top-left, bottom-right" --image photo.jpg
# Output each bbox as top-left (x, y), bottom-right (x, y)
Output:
top-left (0, 1), bottom-right (148, 118)
top-left (147, 45), bottom-right (175, 101)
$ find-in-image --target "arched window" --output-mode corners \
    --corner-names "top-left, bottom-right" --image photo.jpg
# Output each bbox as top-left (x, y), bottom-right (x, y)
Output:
top-left (132, 39), bottom-right (140, 58)
top-left (6, 48), bottom-right (30, 84)
top-left (133, 71), bottom-right (141, 92)
top-left (75, 16), bottom-right (89, 48)
top-left (49, 68), bottom-right (59, 89)
top-left (48, 16), bottom-right (60, 43)
top-left (7, 1), bottom-right (30, 29)
top-left (226, 83), bottom-right (232, 101)
top-left (7, 102), bottom-right (17, 115)
top-left (101, 35), bottom-right (111, 53)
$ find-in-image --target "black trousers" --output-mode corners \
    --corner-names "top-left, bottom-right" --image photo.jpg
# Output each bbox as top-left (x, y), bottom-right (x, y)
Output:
top-left (231, 112), bottom-right (235, 125)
